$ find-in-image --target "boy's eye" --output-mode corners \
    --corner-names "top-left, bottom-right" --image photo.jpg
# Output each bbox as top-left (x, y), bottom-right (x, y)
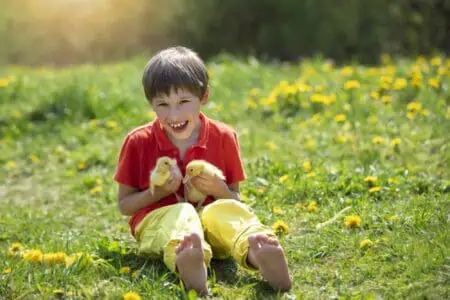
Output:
top-left (158, 103), bottom-right (168, 107)
top-left (180, 100), bottom-right (190, 104)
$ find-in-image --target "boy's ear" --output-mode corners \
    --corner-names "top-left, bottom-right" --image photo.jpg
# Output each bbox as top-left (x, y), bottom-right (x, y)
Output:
top-left (200, 87), bottom-right (209, 105)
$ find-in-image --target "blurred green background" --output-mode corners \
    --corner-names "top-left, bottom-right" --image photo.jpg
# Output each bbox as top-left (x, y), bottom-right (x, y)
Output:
top-left (0, 0), bottom-right (449, 65)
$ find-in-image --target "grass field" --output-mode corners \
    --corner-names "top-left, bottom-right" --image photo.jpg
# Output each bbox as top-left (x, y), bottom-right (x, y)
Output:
top-left (1, 54), bottom-right (449, 299)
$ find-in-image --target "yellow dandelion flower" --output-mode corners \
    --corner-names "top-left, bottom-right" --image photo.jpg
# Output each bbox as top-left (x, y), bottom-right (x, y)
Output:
top-left (379, 76), bottom-right (392, 90)
top-left (341, 66), bottom-right (354, 76)
top-left (369, 186), bottom-right (381, 193)
top-left (3, 268), bottom-right (12, 274)
top-left (106, 120), bottom-right (118, 129)
top-left (391, 138), bottom-right (401, 147)
top-left (89, 185), bottom-right (103, 195)
top-left (334, 114), bottom-right (346, 123)
top-left (307, 201), bottom-right (318, 213)
top-left (23, 249), bottom-right (43, 263)
top-left (364, 176), bottom-right (378, 184)
top-left (344, 80), bottom-right (360, 90)
top-left (279, 174), bottom-right (289, 184)
top-left (30, 155), bottom-right (40, 163)
top-left (9, 242), bottom-right (24, 252)
top-left (411, 75), bottom-right (421, 88)
top-left (360, 239), bottom-right (374, 249)
top-left (296, 82), bottom-right (311, 92)
top-left (272, 220), bottom-right (289, 235)
top-left (368, 115), bottom-right (378, 124)
top-left (393, 78), bottom-right (407, 90)
top-left (132, 271), bottom-right (138, 279)
top-left (370, 91), bottom-right (379, 101)
top-left (430, 56), bottom-right (442, 66)
top-left (303, 161), bottom-right (312, 172)
top-left (428, 78), bottom-right (440, 88)
top-left (260, 96), bottom-right (276, 106)
top-left (407, 102), bottom-right (422, 112)
top-left (344, 215), bottom-right (361, 228)
top-left (372, 136), bottom-right (385, 145)
top-left (407, 111), bottom-right (416, 120)
top-left (119, 266), bottom-right (131, 274)
top-left (78, 161), bottom-right (87, 170)
top-left (265, 141), bottom-right (277, 151)
top-left (306, 172), bottom-right (316, 178)
top-left (44, 252), bottom-right (67, 264)
top-left (388, 177), bottom-right (401, 184)
top-left (381, 95), bottom-right (392, 104)
top-left (273, 207), bottom-right (283, 215)
top-left (123, 291), bottom-right (142, 300)
top-left (306, 139), bottom-right (317, 149)
top-left (6, 161), bottom-right (16, 170)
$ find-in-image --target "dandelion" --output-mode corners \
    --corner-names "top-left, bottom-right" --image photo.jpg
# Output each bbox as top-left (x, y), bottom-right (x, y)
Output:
top-left (360, 239), bottom-right (374, 249)
top-left (430, 56), bottom-right (442, 66)
top-left (23, 249), bottom-right (44, 263)
top-left (334, 135), bottom-right (348, 144)
top-left (273, 207), bottom-right (283, 215)
top-left (272, 220), bottom-right (289, 235)
top-left (341, 66), bottom-right (354, 76)
top-left (393, 78), bottom-right (407, 90)
top-left (407, 102), bottom-right (422, 112)
top-left (6, 161), bottom-right (16, 170)
top-left (132, 271), bottom-right (138, 279)
top-left (344, 215), bottom-right (361, 228)
top-left (372, 136), bottom-right (385, 145)
top-left (391, 138), bottom-right (401, 147)
top-left (368, 115), bottom-right (378, 124)
top-left (381, 95), bottom-right (392, 104)
top-left (364, 176), bottom-right (378, 184)
top-left (43, 252), bottom-right (67, 264)
top-left (89, 185), bottom-right (103, 195)
top-left (303, 161), bottom-right (312, 172)
top-left (428, 78), bottom-right (440, 88)
top-left (78, 161), bottom-right (87, 170)
top-left (119, 266), bottom-right (131, 274)
top-left (334, 114), bottom-right (346, 123)
top-left (407, 111), bottom-right (416, 120)
top-left (344, 80), bottom-right (360, 90)
top-left (3, 268), bottom-right (12, 274)
top-left (279, 174), bottom-right (289, 184)
top-left (388, 177), bottom-right (401, 184)
top-left (370, 91), bottom-right (379, 101)
top-left (9, 242), bottom-right (24, 252)
top-left (30, 155), bottom-right (40, 163)
top-left (306, 139), bottom-right (317, 149)
top-left (369, 186), bottom-right (381, 193)
top-left (307, 201), bottom-right (318, 213)
top-left (379, 76), bottom-right (392, 90)
top-left (106, 120), bottom-right (118, 129)
top-left (265, 141), bottom-right (277, 150)
top-left (306, 172), bottom-right (316, 178)
top-left (123, 292), bottom-right (141, 300)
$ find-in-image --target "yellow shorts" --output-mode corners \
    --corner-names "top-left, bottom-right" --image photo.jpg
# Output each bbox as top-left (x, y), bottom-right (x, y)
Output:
top-left (134, 199), bottom-right (275, 273)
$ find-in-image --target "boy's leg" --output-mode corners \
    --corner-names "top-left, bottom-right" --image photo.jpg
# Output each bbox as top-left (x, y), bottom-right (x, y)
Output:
top-left (200, 199), bottom-right (291, 291)
top-left (135, 203), bottom-right (212, 294)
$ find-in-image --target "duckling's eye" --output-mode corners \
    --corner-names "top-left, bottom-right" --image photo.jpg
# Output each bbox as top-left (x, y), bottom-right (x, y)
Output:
top-left (164, 161), bottom-right (169, 165)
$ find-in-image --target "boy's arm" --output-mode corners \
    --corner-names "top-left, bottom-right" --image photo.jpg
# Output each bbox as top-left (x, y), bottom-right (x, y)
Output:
top-left (117, 184), bottom-right (165, 216)
top-left (214, 182), bottom-right (241, 201)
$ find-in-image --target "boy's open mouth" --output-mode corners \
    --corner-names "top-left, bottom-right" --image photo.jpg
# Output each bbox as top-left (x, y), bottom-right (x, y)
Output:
top-left (169, 121), bottom-right (188, 133)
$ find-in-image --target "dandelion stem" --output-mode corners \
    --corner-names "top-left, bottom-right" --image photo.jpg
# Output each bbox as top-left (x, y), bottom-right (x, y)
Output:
top-left (316, 206), bottom-right (352, 230)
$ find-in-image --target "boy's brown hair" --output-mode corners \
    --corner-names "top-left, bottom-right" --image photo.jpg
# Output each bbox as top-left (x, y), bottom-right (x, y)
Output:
top-left (142, 46), bottom-right (209, 102)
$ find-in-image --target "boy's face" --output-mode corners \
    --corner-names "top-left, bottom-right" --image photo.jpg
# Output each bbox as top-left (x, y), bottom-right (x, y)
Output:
top-left (152, 87), bottom-right (208, 142)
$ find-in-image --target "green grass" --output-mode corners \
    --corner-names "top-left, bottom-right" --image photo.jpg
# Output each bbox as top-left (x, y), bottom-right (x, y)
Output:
top-left (1, 54), bottom-right (449, 299)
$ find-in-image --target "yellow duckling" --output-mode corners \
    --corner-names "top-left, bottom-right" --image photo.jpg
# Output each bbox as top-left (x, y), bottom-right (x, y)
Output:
top-left (150, 156), bottom-right (178, 195)
top-left (183, 160), bottom-right (226, 204)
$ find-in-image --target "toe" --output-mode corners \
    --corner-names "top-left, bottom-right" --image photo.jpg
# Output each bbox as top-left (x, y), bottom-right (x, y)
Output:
top-left (190, 233), bottom-right (202, 249)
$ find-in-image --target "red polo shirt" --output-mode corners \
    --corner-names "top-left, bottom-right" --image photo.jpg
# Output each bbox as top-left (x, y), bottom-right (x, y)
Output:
top-left (114, 113), bottom-right (246, 237)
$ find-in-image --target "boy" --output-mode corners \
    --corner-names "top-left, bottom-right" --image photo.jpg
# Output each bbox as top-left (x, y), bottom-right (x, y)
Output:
top-left (114, 46), bottom-right (292, 295)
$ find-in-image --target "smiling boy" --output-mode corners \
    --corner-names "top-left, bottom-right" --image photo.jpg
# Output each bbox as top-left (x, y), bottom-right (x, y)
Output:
top-left (114, 46), bottom-right (291, 295)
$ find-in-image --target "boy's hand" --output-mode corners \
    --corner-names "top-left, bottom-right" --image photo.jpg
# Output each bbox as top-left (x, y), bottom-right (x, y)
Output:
top-left (191, 172), bottom-right (230, 199)
top-left (154, 168), bottom-right (182, 199)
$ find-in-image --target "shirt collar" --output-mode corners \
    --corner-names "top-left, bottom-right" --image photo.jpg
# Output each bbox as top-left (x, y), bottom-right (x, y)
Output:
top-left (154, 112), bottom-right (210, 151)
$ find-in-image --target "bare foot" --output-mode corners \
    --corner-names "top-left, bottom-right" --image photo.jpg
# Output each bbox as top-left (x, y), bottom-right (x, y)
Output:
top-left (247, 234), bottom-right (292, 292)
top-left (175, 233), bottom-right (208, 296)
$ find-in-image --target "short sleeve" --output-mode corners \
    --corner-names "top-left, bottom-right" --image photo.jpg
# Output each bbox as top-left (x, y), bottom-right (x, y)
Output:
top-left (223, 131), bottom-right (247, 185)
top-left (114, 134), bottom-right (141, 188)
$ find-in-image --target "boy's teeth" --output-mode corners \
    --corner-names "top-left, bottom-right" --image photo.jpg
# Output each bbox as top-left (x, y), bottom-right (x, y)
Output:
top-left (170, 121), bottom-right (186, 128)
